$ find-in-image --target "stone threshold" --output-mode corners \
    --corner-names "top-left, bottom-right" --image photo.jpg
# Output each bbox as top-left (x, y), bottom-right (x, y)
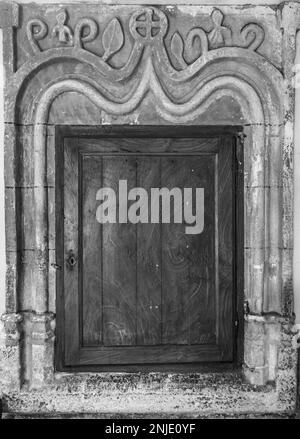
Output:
top-left (0, 371), bottom-right (295, 418)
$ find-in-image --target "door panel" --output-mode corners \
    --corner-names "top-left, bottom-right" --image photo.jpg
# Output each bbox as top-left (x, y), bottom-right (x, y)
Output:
top-left (56, 127), bottom-right (242, 370)
top-left (102, 156), bottom-right (137, 346)
top-left (136, 156), bottom-right (162, 346)
top-left (161, 156), bottom-right (216, 346)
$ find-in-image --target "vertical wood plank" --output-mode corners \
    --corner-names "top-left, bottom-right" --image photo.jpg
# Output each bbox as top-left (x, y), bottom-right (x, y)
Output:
top-left (217, 138), bottom-right (234, 360)
top-left (102, 156), bottom-right (137, 346)
top-left (64, 138), bottom-right (80, 364)
top-left (82, 155), bottom-right (103, 346)
top-left (187, 156), bottom-right (216, 345)
top-left (136, 157), bottom-right (162, 345)
top-left (161, 156), bottom-right (216, 345)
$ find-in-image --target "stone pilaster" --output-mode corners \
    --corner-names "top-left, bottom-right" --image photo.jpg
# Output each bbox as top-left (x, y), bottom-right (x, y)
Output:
top-left (243, 315), bottom-right (285, 386)
top-left (0, 313), bottom-right (23, 391)
top-left (30, 313), bottom-right (55, 389)
top-left (244, 316), bottom-right (269, 385)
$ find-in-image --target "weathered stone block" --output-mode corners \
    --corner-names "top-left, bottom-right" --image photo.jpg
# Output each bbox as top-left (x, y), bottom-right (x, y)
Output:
top-left (30, 313), bottom-right (55, 389)
top-left (0, 313), bottom-right (23, 392)
top-left (0, 2), bottom-right (18, 29)
top-left (244, 319), bottom-right (265, 368)
top-left (277, 369), bottom-right (297, 409)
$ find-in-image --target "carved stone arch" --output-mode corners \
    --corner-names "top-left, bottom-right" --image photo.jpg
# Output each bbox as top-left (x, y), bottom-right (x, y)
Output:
top-left (8, 43), bottom-right (284, 379)
top-left (12, 51), bottom-right (281, 303)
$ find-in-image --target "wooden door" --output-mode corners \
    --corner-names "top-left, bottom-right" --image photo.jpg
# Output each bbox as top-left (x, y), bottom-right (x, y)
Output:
top-left (56, 126), bottom-right (243, 371)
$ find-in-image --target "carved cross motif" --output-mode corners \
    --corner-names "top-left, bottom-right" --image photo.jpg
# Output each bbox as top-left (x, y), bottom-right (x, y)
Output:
top-left (52, 10), bottom-right (73, 45)
top-left (24, 6), bottom-right (265, 64)
top-left (129, 7), bottom-right (168, 44)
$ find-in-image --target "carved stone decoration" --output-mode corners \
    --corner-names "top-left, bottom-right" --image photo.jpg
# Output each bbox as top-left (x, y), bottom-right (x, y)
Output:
top-left (170, 32), bottom-right (187, 69)
top-left (169, 8), bottom-right (265, 70)
top-left (240, 23), bottom-right (265, 51)
top-left (208, 8), bottom-right (232, 49)
top-left (129, 7), bottom-right (168, 44)
top-left (24, 7), bottom-right (267, 71)
top-left (26, 8), bottom-right (99, 54)
top-left (185, 28), bottom-right (208, 63)
top-left (74, 18), bottom-right (98, 49)
top-left (26, 19), bottom-right (48, 54)
top-left (102, 18), bottom-right (124, 62)
top-left (51, 9), bottom-right (73, 45)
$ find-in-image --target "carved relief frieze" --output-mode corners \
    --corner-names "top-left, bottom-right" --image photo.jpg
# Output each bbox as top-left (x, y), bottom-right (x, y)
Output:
top-left (26, 9), bottom-right (100, 53)
top-left (23, 6), bottom-right (267, 73)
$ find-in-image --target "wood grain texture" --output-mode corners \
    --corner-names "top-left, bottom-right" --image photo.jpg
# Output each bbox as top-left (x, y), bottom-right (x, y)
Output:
top-left (216, 137), bottom-right (234, 360)
top-left (161, 157), bottom-right (216, 345)
top-left (63, 138), bottom-right (80, 364)
top-left (136, 157), bottom-right (162, 345)
top-left (78, 344), bottom-right (224, 365)
top-left (57, 127), bottom-right (241, 369)
top-left (82, 155), bottom-right (103, 346)
top-left (102, 156), bottom-right (137, 346)
top-left (77, 137), bottom-right (220, 155)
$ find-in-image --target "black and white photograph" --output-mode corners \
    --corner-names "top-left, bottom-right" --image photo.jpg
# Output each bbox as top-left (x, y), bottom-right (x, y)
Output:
top-left (0, 0), bottom-right (299, 423)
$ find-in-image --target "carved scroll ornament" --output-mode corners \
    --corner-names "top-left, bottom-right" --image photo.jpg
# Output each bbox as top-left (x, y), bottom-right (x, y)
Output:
top-left (25, 7), bottom-right (265, 71)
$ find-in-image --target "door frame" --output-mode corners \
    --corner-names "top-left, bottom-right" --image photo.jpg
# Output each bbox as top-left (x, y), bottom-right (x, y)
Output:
top-left (55, 125), bottom-right (244, 372)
